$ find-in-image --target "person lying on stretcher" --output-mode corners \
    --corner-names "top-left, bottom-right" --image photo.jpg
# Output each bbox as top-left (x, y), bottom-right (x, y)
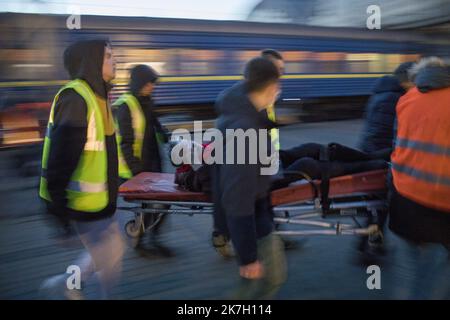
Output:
top-left (170, 140), bottom-right (389, 258)
top-left (170, 140), bottom-right (389, 193)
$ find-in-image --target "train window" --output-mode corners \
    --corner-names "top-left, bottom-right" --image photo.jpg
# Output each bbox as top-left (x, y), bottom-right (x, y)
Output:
top-left (282, 51), bottom-right (312, 74)
top-left (235, 50), bottom-right (261, 61)
top-left (384, 54), bottom-right (404, 73)
top-left (366, 53), bottom-right (385, 73)
top-left (0, 49), bottom-right (56, 81)
top-left (114, 48), bottom-right (175, 82)
top-left (284, 61), bottom-right (316, 74)
top-left (114, 48), bottom-right (228, 78)
top-left (280, 51), bottom-right (314, 61)
top-left (176, 49), bottom-right (225, 76)
top-left (345, 53), bottom-right (380, 73)
top-left (316, 52), bottom-right (346, 73)
top-left (386, 54), bottom-right (417, 72)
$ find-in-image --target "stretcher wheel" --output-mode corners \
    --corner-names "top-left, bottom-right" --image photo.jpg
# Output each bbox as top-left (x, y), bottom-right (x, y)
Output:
top-left (125, 219), bottom-right (142, 248)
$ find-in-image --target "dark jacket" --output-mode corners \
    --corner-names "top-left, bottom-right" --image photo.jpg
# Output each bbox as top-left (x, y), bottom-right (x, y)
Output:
top-left (116, 67), bottom-right (167, 175)
top-left (389, 65), bottom-right (450, 245)
top-left (213, 82), bottom-right (276, 266)
top-left (359, 76), bottom-right (405, 153)
top-left (45, 40), bottom-right (118, 221)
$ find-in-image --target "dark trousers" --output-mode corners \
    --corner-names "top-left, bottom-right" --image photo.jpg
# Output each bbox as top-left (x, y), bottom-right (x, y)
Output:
top-left (273, 143), bottom-right (388, 189)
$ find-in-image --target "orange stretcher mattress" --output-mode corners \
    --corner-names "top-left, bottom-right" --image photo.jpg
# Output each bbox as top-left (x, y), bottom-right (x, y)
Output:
top-left (119, 172), bottom-right (210, 202)
top-left (119, 169), bottom-right (388, 205)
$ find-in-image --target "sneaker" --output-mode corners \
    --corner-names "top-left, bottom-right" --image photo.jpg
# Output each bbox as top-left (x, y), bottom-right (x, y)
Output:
top-left (212, 232), bottom-right (235, 258)
top-left (368, 231), bottom-right (386, 255)
top-left (282, 237), bottom-right (308, 250)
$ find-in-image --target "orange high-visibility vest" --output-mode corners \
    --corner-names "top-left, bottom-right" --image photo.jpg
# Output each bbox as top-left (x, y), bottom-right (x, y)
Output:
top-left (391, 86), bottom-right (450, 212)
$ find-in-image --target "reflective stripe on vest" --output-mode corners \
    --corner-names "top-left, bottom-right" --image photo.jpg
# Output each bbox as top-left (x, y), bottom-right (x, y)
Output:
top-left (67, 181), bottom-right (108, 193)
top-left (266, 104), bottom-right (280, 151)
top-left (39, 79), bottom-right (108, 213)
top-left (392, 162), bottom-right (450, 187)
top-left (113, 93), bottom-right (146, 179)
top-left (391, 86), bottom-right (450, 212)
top-left (396, 138), bottom-right (450, 157)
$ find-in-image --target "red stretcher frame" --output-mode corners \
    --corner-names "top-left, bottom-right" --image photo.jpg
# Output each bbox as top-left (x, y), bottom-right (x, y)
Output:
top-left (118, 169), bottom-right (388, 242)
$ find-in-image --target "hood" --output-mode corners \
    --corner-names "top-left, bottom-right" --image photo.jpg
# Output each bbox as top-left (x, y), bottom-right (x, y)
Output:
top-left (372, 75), bottom-right (403, 94)
top-left (215, 81), bottom-right (275, 129)
top-left (129, 65), bottom-right (159, 96)
top-left (63, 39), bottom-right (111, 98)
top-left (415, 65), bottom-right (450, 93)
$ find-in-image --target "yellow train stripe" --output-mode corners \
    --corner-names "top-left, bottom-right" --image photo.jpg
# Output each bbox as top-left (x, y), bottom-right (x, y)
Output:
top-left (0, 73), bottom-right (389, 88)
top-left (158, 75), bottom-right (242, 82)
top-left (282, 73), bottom-right (387, 79)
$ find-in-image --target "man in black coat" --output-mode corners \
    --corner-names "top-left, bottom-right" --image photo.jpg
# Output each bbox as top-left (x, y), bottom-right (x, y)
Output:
top-left (359, 62), bottom-right (414, 154)
top-left (213, 57), bottom-right (286, 299)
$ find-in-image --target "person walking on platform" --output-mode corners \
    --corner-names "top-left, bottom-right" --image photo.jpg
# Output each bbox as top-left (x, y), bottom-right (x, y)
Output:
top-left (389, 57), bottom-right (450, 299)
top-left (261, 49), bottom-right (284, 151)
top-left (354, 61), bottom-right (415, 258)
top-left (359, 61), bottom-right (415, 154)
top-left (113, 64), bottom-right (170, 254)
top-left (212, 50), bottom-right (286, 255)
top-left (39, 40), bottom-right (125, 299)
top-left (213, 57), bottom-right (287, 299)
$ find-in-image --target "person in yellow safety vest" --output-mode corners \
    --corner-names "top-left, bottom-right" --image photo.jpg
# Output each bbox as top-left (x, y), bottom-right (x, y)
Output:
top-left (114, 65), bottom-right (168, 180)
top-left (261, 49), bottom-right (285, 151)
top-left (389, 57), bottom-right (450, 299)
top-left (114, 64), bottom-right (171, 254)
top-left (260, 50), bottom-right (304, 251)
top-left (39, 40), bottom-right (125, 300)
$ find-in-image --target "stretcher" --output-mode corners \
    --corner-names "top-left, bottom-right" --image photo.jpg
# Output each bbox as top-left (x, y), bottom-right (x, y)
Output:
top-left (118, 169), bottom-right (388, 246)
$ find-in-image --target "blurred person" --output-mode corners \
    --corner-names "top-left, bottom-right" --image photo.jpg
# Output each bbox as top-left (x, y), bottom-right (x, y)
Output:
top-left (212, 49), bottom-right (286, 255)
top-left (113, 64), bottom-right (170, 254)
top-left (406, 56), bottom-right (445, 82)
top-left (354, 62), bottom-right (415, 258)
top-left (212, 57), bottom-right (287, 299)
top-left (261, 49), bottom-right (284, 151)
top-left (114, 65), bottom-right (167, 178)
top-left (261, 49), bottom-right (305, 251)
top-left (359, 61), bottom-right (415, 154)
top-left (389, 57), bottom-right (450, 299)
top-left (261, 49), bottom-right (284, 75)
top-left (39, 40), bottom-right (125, 299)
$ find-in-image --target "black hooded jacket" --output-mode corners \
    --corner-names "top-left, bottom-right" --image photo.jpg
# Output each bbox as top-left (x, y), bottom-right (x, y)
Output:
top-left (212, 81), bottom-right (276, 266)
top-left (45, 40), bottom-right (118, 221)
top-left (115, 65), bottom-right (168, 175)
top-left (359, 76), bottom-right (405, 154)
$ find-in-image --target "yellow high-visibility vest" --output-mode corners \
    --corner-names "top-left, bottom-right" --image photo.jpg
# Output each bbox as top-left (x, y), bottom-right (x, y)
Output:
top-left (40, 79), bottom-right (108, 212)
top-left (113, 94), bottom-right (146, 179)
top-left (266, 104), bottom-right (280, 151)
